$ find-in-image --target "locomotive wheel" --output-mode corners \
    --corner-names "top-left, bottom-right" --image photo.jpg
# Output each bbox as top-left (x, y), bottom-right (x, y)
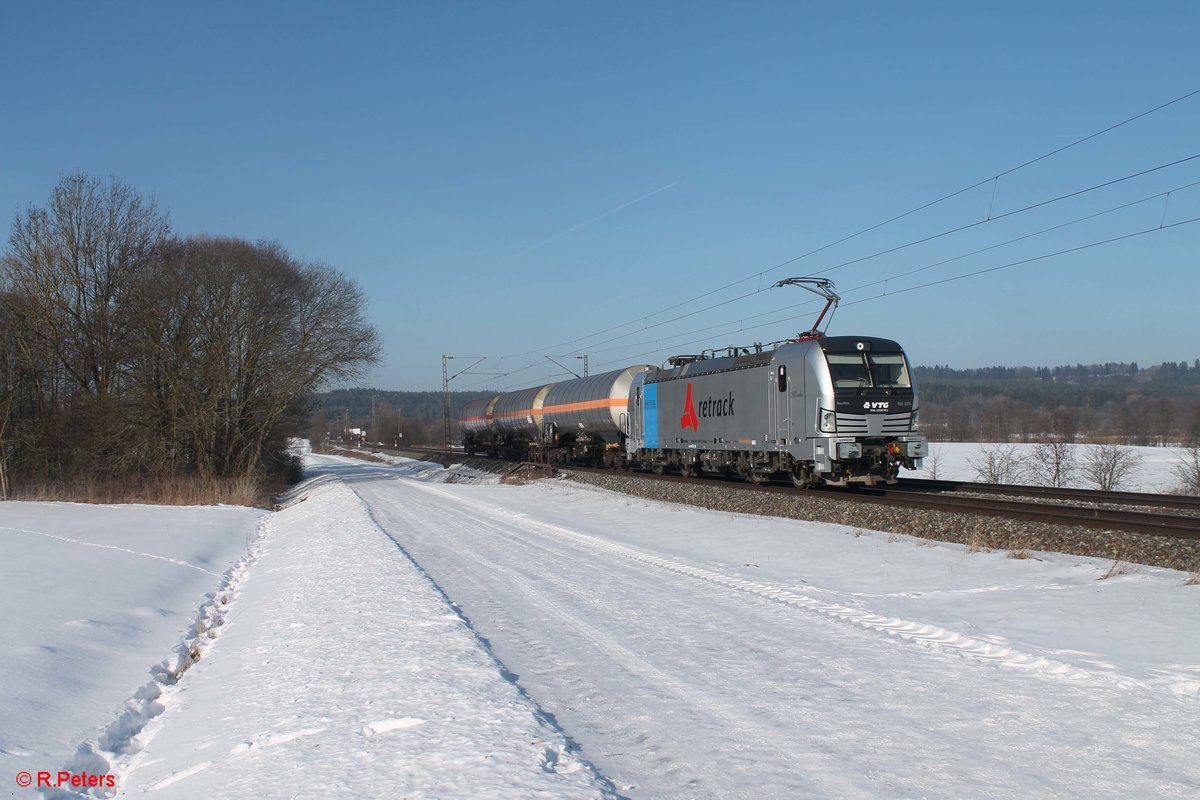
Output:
top-left (652, 464), bottom-right (666, 475)
top-left (791, 470), bottom-right (812, 489)
top-left (680, 462), bottom-right (698, 478)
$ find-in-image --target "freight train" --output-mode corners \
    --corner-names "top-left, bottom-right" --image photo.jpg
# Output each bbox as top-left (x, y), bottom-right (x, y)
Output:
top-left (459, 333), bottom-right (928, 488)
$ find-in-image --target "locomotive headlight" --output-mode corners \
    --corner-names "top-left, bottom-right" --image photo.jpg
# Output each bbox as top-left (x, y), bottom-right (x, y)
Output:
top-left (819, 408), bottom-right (837, 433)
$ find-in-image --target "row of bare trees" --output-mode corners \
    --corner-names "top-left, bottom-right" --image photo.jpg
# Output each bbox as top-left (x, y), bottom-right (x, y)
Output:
top-left (0, 173), bottom-right (380, 497)
top-left (957, 442), bottom-right (1146, 490)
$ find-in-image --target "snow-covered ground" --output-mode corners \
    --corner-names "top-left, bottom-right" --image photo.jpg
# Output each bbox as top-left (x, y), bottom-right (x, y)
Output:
top-left (909, 441), bottom-right (1191, 493)
top-left (0, 501), bottom-right (263, 799)
top-left (4, 453), bottom-right (1199, 798)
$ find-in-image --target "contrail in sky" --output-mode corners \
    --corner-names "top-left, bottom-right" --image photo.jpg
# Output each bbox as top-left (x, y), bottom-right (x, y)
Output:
top-left (501, 180), bottom-right (679, 263)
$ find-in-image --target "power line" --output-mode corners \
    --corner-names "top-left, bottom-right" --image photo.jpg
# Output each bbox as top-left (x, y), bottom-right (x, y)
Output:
top-left (584, 200), bottom-right (1200, 372)
top-left (506, 151), bottom-right (1200, 365)
top-left (812, 152), bottom-right (1200, 277)
top-left (841, 215), bottom-right (1200, 305)
top-left (495, 86), bottom-right (1200, 360)
top-left (481, 206), bottom-right (1199, 389)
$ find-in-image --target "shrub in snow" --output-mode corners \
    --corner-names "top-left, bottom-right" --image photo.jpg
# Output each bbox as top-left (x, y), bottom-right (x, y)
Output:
top-left (1025, 441), bottom-right (1077, 488)
top-left (965, 444), bottom-right (1024, 484)
top-left (1080, 444), bottom-right (1143, 491)
top-left (1172, 445), bottom-right (1200, 495)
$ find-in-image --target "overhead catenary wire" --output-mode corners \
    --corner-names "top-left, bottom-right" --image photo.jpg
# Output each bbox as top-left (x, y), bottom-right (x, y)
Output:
top-left (494, 86), bottom-right (1200, 361)
top-left (579, 194), bottom-right (1200, 374)
top-left (574, 217), bottom-right (1200, 376)
top-left (500, 152), bottom-right (1200, 368)
top-left (474, 190), bottom-right (1199, 391)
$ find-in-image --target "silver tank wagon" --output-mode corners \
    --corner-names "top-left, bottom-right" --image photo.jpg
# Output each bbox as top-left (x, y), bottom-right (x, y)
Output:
top-left (459, 395), bottom-right (500, 437)
top-left (541, 366), bottom-right (653, 442)
top-left (490, 383), bottom-right (556, 439)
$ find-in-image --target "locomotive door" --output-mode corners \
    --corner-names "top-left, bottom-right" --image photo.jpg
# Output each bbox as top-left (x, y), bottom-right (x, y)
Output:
top-left (629, 384), bottom-right (644, 449)
top-left (774, 365), bottom-right (791, 443)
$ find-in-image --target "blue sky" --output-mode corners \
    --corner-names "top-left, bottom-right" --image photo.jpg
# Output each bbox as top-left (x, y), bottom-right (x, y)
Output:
top-left (2, 2), bottom-right (1198, 391)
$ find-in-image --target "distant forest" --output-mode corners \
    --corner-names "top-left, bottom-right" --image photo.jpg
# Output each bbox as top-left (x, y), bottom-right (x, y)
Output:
top-left (914, 359), bottom-right (1200, 445)
top-left (311, 359), bottom-right (1200, 447)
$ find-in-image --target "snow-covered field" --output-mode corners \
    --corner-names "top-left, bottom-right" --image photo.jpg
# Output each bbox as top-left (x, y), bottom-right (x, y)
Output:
top-left (3, 453), bottom-right (1199, 798)
top-left (0, 502), bottom-right (264, 799)
top-left (910, 441), bottom-right (1191, 493)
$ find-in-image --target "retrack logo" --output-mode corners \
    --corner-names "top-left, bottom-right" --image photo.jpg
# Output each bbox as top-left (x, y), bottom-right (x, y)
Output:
top-left (680, 383), bottom-right (736, 431)
top-left (681, 383), bottom-right (699, 431)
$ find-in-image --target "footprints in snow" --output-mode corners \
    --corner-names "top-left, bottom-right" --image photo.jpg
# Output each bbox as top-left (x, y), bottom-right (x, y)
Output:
top-left (361, 717), bottom-right (426, 737)
top-left (144, 720), bottom-right (425, 791)
top-left (230, 727), bottom-right (325, 754)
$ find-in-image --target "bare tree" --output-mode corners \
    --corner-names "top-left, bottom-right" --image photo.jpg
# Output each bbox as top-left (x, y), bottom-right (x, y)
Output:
top-left (130, 236), bottom-right (381, 479)
top-left (1149, 397), bottom-right (1176, 446)
top-left (966, 444), bottom-right (1024, 484)
top-left (1025, 440), bottom-right (1077, 487)
top-left (1048, 406), bottom-right (1082, 443)
top-left (1080, 444), bottom-right (1144, 491)
top-left (4, 172), bottom-right (169, 401)
top-left (924, 446), bottom-right (942, 480)
top-left (376, 401), bottom-right (401, 446)
top-left (1, 173), bottom-right (170, 480)
top-left (2, 176), bottom-right (380, 494)
top-left (1173, 445), bottom-right (1200, 495)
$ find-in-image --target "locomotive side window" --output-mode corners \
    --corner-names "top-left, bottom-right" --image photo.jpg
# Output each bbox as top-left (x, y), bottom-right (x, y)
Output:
top-left (778, 365), bottom-right (787, 392)
top-left (869, 354), bottom-right (911, 388)
top-left (826, 353), bottom-right (872, 388)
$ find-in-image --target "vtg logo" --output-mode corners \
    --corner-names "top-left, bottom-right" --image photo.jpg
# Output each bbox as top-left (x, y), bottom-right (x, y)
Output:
top-left (863, 401), bottom-right (889, 411)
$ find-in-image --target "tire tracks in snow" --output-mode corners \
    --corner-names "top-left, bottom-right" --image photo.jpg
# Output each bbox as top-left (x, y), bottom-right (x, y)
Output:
top-left (360, 479), bottom-right (852, 798)
top-left (398, 479), bottom-right (1173, 697)
top-left (341, 477), bottom-right (629, 799)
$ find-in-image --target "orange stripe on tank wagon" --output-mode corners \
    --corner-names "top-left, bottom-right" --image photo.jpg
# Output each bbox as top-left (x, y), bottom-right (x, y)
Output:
top-left (491, 398), bottom-right (626, 419)
top-left (544, 398), bottom-right (627, 414)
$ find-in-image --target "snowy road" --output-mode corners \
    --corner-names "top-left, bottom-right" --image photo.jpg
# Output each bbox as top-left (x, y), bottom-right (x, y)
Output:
top-left (323, 456), bottom-right (1200, 799)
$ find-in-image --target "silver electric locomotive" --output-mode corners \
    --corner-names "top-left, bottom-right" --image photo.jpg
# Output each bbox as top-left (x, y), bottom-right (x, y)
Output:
top-left (626, 336), bottom-right (926, 486)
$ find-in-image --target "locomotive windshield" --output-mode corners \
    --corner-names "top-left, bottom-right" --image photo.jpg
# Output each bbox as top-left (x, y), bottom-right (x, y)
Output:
top-left (825, 351), bottom-right (911, 389)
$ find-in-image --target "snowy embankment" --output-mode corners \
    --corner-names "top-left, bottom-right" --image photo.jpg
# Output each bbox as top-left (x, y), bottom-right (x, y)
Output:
top-left (0, 502), bottom-right (263, 799)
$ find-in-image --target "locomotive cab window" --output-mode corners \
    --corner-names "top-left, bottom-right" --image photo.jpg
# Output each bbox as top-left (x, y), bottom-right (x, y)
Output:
top-left (826, 350), bottom-right (912, 389)
top-left (826, 353), bottom-right (872, 388)
top-left (869, 353), bottom-right (911, 388)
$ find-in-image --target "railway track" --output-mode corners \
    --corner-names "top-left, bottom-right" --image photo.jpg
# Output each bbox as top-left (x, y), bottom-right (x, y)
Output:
top-left (835, 483), bottom-right (1200, 539)
top-left (372, 446), bottom-right (1200, 540)
top-left (896, 477), bottom-right (1200, 513)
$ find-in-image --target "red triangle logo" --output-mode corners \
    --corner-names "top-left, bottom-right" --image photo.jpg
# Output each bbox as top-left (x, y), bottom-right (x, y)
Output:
top-left (680, 382), bottom-right (699, 431)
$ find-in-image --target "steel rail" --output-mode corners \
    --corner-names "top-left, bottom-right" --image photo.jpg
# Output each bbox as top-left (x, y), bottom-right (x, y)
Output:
top-left (896, 477), bottom-right (1200, 512)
